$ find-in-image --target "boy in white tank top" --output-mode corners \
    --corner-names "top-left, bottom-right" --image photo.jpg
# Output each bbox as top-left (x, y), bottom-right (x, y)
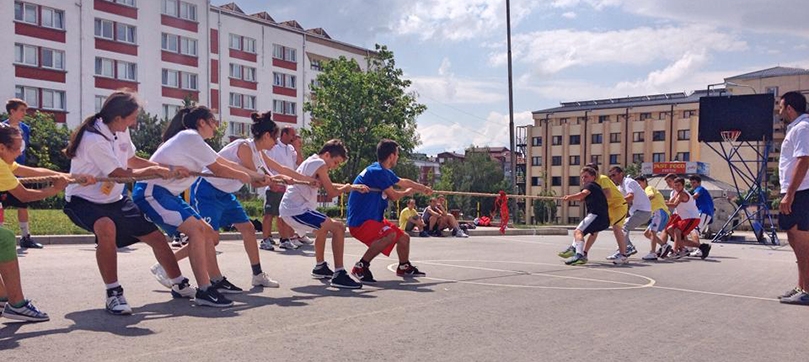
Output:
top-left (665, 177), bottom-right (711, 259)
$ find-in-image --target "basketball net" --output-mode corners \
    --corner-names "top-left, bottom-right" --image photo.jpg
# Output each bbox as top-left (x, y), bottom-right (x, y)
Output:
top-left (720, 130), bottom-right (742, 148)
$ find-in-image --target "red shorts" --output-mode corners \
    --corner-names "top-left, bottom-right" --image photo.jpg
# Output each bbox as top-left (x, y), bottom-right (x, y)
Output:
top-left (349, 219), bottom-right (405, 257)
top-left (665, 214), bottom-right (681, 230)
top-left (667, 216), bottom-right (699, 235)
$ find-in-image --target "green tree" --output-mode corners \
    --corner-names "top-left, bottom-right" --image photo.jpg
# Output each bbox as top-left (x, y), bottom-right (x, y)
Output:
top-left (302, 44), bottom-right (426, 183)
top-left (24, 111), bottom-right (71, 171)
top-left (435, 152), bottom-right (505, 218)
top-left (130, 110), bottom-right (166, 159)
top-left (533, 189), bottom-right (558, 224)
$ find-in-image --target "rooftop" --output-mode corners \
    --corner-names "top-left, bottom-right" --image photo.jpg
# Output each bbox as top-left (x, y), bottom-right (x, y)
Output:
top-left (532, 89), bottom-right (721, 115)
top-left (726, 66), bottom-right (809, 81)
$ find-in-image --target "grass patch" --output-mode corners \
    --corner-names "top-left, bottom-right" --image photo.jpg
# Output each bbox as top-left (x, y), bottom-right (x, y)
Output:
top-left (2, 208), bottom-right (91, 236)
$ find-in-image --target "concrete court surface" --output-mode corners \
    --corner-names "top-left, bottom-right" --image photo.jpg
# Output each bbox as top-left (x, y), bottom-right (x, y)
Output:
top-left (1, 232), bottom-right (807, 362)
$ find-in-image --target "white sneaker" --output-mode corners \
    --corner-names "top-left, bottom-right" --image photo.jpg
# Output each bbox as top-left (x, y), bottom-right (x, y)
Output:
top-left (605, 250), bottom-right (620, 260)
top-left (455, 230), bottom-right (469, 238)
top-left (295, 235), bottom-right (313, 245)
top-left (279, 240), bottom-right (299, 250)
top-left (170, 278), bottom-right (196, 299)
top-left (612, 254), bottom-right (628, 265)
top-left (252, 272), bottom-right (280, 288)
top-left (641, 252), bottom-right (658, 261)
top-left (259, 239), bottom-right (275, 251)
top-left (106, 287), bottom-right (133, 315)
top-left (290, 238), bottom-right (304, 247)
top-left (150, 263), bottom-right (172, 289)
top-left (689, 249), bottom-right (703, 258)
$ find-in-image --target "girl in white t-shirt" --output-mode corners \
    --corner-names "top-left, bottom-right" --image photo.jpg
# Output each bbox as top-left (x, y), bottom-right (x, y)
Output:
top-left (63, 91), bottom-right (195, 315)
top-left (133, 106), bottom-right (260, 308)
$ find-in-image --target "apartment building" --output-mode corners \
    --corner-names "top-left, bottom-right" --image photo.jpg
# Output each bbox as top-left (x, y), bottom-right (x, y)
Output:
top-left (524, 66), bottom-right (809, 224)
top-left (4, 0), bottom-right (373, 140)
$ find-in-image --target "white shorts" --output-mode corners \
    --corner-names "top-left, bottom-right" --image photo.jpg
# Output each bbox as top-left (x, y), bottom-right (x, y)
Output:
top-left (646, 209), bottom-right (670, 233)
top-left (281, 210), bottom-right (327, 236)
top-left (694, 213), bottom-right (713, 233)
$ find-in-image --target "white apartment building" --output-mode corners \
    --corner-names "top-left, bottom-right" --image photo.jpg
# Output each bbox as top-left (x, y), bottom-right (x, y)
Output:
top-left (3, 0), bottom-right (373, 139)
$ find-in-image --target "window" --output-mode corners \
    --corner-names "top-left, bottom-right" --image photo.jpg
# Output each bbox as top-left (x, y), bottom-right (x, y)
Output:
top-left (632, 153), bottom-right (644, 163)
top-left (591, 155), bottom-right (602, 165)
top-left (677, 129), bottom-right (690, 140)
top-left (633, 132), bottom-right (645, 142)
top-left (163, 104), bottom-right (180, 120)
top-left (551, 177), bottom-right (562, 186)
top-left (610, 133), bottom-right (620, 143)
top-left (181, 72), bottom-right (198, 90)
top-left (640, 112), bottom-right (652, 120)
top-left (41, 7), bottom-right (64, 30)
top-left (108, 0), bottom-right (136, 6)
top-left (559, 118), bottom-right (568, 125)
top-left (15, 2), bottom-right (38, 25)
top-left (244, 67), bottom-right (256, 82)
top-left (117, 61), bottom-right (137, 81)
top-left (766, 86), bottom-right (779, 97)
top-left (244, 38), bottom-right (256, 53)
top-left (162, 33), bottom-right (179, 52)
top-left (14, 44), bottom-right (38, 66)
top-left (683, 110), bottom-right (697, 118)
top-left (569, 135), bottom-right (580, 145)
top-left (273, 44), bottom-right (297, 62)
top-left (179, 1), bottom-right (197, 21)
top-left (95, 58), bottom-right (115, 78)
top-left (273, 73), bottom-right (295, 88)
top-left (162, 0), bottom-right (178, 17)
top-left (551, 156), bottom-right (562, 166)
top-left (40, 48), bottom-right (64, 70)
top-left (95, 95), bottom-right (107, 113)
top-left (162, 69), bottom-right (179, 87)
top-left (652, 153), bottom-right (666, 162)
top-left (676, 152), bottom-right (690, 161)
top-left (311, 59), bottom-right (322, 71)
top-left (244, 95), bottom-right (256, 110)
top-left (598, 115), bottom-right (610, 123)
top-left (531, 156), bottom-right (541, 166)
top-left (15, 86), bottom-right (39, 108)
top-left (94, 19), bottom-right (114, 40)
top-left (41, 89), bottom-right (65, 111)
top-left (285, 74), bottom-right (296, 89)
top-left (591, 133), bottom-right (602, 144)
top-left (285, 47), bottom-right (297, 62)
top-left (229, 34), bottom-right (242, 50)
top-left (552, 136), bottom-right (562, 145)
top-left (568, 217), bottom-right (580, 224)
top-left (531, 177), bottom-right (541, 187)
top-left (229, 93), bottom-right (242, 108)
top-left (230, 64), bottom-right (242, 79)
top-left (273, 72), bottom-right (283, 86)
top-left (569, 176), bottom-right (580, 186)
top-left (230, 121), bottom-right (248, 136)
top-left (231, 64), bottom-right (256, 82)
top-left (659, 112), bottom-right (670, 120)
top-left (116, 23), bottom-right (137, 44)
top-left (272, 99), bottom-right (298, 116)
top-left (179, 37), bottom-right (197, 56)
top-left (532, 137), bottom-right (542, 147)
top-left (285, 102), bottom-right (296, 115)
top-left (609, 154), bottom-right (619, 165)
top-left (652, 131), bottom-right (665, 141)
top-left (569, 155), bottom-right (580, 165)
top-left (273, 100), bottom-right (284, 114)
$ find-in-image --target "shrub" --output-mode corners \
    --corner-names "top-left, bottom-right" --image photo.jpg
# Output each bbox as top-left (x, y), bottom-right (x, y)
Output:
top-left (317, 206), bottom-right (343, 218)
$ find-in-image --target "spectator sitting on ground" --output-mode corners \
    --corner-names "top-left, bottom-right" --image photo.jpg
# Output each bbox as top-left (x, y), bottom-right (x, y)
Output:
top-left (399, 198), bottom-right (430, 237)
top-left (435, 195), bottom-right (468, 238)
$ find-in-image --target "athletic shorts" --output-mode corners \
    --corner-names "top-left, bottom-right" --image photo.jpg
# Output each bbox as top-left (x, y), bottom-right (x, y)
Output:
top-left (608, 203), bottom-right (628, 228)
top-left (779, 189), bottom-right (809, 231)
top-left (576, 213), bottom-right (610, 236)
top-left (624, 210), bottom-right (651, 232)
top-left (281, 209), bottom-right (327, 236)
top-left (0, 191), bottom-right (29, 209)
top-left (349, 219), bottom-right (405, 257)
top-left (264, 190), bottom-right (284, 216)
top-left (665, 213), bottom-right (681, 230)
top-left (191, 178), bottom-right (249, 230)
top-left (668, 217), bottom-right (700, 235)
top-left (132, 182), bottom-right (200, 238)
top-left (64, 195), bottom-right (159, 248)
top-left (646, 209), bottom-right (670, 233)
top-left (695, 213), bottom-right (713, 233)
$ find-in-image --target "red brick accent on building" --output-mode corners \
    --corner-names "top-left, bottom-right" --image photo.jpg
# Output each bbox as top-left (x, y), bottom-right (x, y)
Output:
top-left (230, 78), bottom-right (258, 90)
top-left (273, 114), bottom-right (296, 124)
top-left (229, 107), bottom-right (253, 118)
top-left (273, 86), bottom-right (296, 97)
top-left (162, 87), bottom-right (198, 101)
top-left (95, 38), bottom-right (138, 56)
top-left (229, 49), bottom-right (257, 62)
top-left (210, 89), bottom-right (219, 110)
top-left (15, 22), bottom-right (66, 43)
top-left (161, 51), bottom-right (198, 67)
top-left (211, 59), bottom-right (219, 83)
top-left (95, 77), bottom-right (139, 91)
top-left (15, 66), bottom-right (66, 83)
top-left (272, 58), bottom-right (297, 71)
top-left (160, 14), bottom-right (198, 32)
top-left (210, 29), bottom-right (219, 54)
top-left (94, 0), bottom-right (137, 19)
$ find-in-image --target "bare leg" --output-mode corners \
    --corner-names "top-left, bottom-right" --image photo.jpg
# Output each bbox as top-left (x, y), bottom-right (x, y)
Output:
top-left (787, 227), bottom-right (809, 290)
top-left (94, 218), bottom-right (119, 284)
top-left (0, 261), bottom-right (24, 304)
top-left (177, 218), bottom-right (214, 288)
top-left (360, 232), bottom-right (398, 263)
top-left (613, 225), bottom-right (627, 254)
top-left (234, 221), bottom-right (259, 266)
top-left (139, 231), bottom-right (182, 279)
top-left (395, 233), bottom-right (411, 263)
top-left (262, 214), bottom-right (275, 240)
top-left (321, 218), bottom-right (345, 269)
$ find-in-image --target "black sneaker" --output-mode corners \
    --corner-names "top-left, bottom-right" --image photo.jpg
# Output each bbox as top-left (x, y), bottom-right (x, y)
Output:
top-left (19, 235), bottom-right (43, 249)
top-left (351, 262), bottom-right (377, 283)
top-left (212, 277), bottom-right (243, 294)
top-left (170, 278), bottom-right (196, 299)
top-left (330, 270), bottom-right (362, 289)
top-left (312, 262), bottom-right (335, 279)
top-left (698, 243), bottom-right (711, 260)
top-left (396, 263), bottom-right (426, 277)
top-left (194, 288), bottom-right (233, 307)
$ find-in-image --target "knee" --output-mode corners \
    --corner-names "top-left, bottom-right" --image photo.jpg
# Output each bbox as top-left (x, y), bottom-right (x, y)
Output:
top-left (94, 218), bottom-right (117, 244)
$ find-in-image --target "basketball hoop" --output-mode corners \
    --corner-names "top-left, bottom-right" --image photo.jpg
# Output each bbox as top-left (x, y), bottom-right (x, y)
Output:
top-left (720, 130), bottom-right (741, 144)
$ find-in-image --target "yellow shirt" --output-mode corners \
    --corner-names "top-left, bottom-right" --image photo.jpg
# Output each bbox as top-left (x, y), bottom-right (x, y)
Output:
top-left (0, 160), bottom-right (20, 192)
top-left (646, 185), bottom-right (670, 215)
top-left (596, 174), bottom-right (624, 207)
top-left (399, 207), bottom-right (419, 229)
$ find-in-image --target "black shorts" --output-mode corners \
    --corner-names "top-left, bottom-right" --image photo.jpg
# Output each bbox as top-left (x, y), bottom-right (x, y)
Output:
top-left (64, 196), bottom-right (159, 248)
top-left (264, 190), bottom-right (284, 216)
top-left (779, 189), bottom-right (809, 232)
top-left (0, 191), bottom-right (29, 209)
top-left (577, 213), bottom-right (610, 236)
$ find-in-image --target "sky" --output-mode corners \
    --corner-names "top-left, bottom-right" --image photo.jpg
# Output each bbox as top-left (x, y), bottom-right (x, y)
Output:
top-left (228, 0), bottom-right (809, 155)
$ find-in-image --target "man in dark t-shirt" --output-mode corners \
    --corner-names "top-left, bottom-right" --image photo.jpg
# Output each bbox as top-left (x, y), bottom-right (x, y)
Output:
top-left (558, 167), bottom-right (611, 265)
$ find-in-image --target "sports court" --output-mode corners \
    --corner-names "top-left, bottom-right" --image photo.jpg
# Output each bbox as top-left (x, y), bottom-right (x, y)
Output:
top-left (1, 232), bottom-right (806, 361)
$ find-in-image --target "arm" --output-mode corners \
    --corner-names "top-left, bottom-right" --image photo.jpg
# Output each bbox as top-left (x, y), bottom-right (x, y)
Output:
top-left (563, 189), bottom-right (590, 202)
top-left (396, 177), bottom-right (432, 194)
top-left (425, 206), bottom-right (441, 217)
top-left (292, 136), bottom-right (303, 166)
top-left (383, 186), bottom-right (414, 202)
top-left (781, 156), bottom-right (809, 214)
top-left (7, 176), bottom-right (69, 203)
top-left (260, 152), bottom-right (318, 184)
top-left (111, 156), bottom-right (172, 179)
top-left (207, 157), bottom-right (251, 184)
top-left (625, 192), bottom-right (635, 204)
top-left (12, 165), bottom-right (62, 177)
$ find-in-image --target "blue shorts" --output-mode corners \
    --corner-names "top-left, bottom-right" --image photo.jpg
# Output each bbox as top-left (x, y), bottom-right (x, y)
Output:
top-left (646, 209), bottom-right (670, 233)
top-left (191, 178), bottom-right (249, 230)
top-left (281, 210), bottom-right (327, 235)
top-left (132, 182), bottom-right (200, 237)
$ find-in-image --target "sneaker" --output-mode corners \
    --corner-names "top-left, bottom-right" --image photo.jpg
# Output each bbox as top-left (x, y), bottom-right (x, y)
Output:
top-left (455, 230), bottom-right (469, 238)
top-left (19, 235), bottom-right (43, 249)
top-left (351, 262), bottom-right (377, 283)
top-left (641, 252), bottom-right (658, 261)
top-left (259, 238), bottom-right (275, 251)
top-left (330, 269), bottom-right (362, 289)
top-left (779, 287), bottom-right (803, 300)
top-left (312, 262), bottom-right (335, 279)
top-left (431, 230), bottom-right (444, 237)
top-left (655, 245), bottom-right (663, 257)
top-left (612, 254), bottom-right (628, 265)
top-left (565, 253), bottom-right (588, 265)
top-left (418, 230), bottom-right (431, 238)
top-left (558, 246), bottom-right (576, 259)
top-left (659, 244), bottom-right (673, 259)
top-left (170, 278), bottom-right (196, 298)
top-left (290, 238), bottom-right (304, 248)
top-left (252, 272), bottom-right (280, 288)
top-left (295, 235), bottom-right (313, 245)
top-left (170, 237), bottom-right (183, 248)
top-left (150, 263), bottom-right (173, 289)
top-left (212, 277), bottom-right (243, 294)
top-left (606, 250), bottom-right (621, 260)
top-left (279, 240), bottom-right (299, 250)
top-left (626, 244), bottom-right (638, 256)
top-left (697, 243), bottom-right (712, 260)
top-left (0, 299), bottom-right (5, 317)
top-left (396, 263), bottom-right (427, 277)
top-left (779, 290), bottom-right (809, 305)
top-left (689, 249), bottom-right (703, 258)
top-left (673, 249), bottom-right (689, 259)
top-left (194, 288), bottom-right (233, 307)
top-left (105, 286), bottom-right (132, 315)
top-left (2, 300), bottom-right (49, 322)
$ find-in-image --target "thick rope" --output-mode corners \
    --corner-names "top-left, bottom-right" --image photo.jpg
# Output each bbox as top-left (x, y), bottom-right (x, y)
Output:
top-left (18, 172), bottom-right (314, 186)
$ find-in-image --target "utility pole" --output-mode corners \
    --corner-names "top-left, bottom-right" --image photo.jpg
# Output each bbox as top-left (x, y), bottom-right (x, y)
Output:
top-left (506, 0), bottom-right (517, 223)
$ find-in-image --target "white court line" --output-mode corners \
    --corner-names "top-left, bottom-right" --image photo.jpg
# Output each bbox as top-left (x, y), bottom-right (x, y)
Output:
top-left (649, 285), bottom-right (778, 302)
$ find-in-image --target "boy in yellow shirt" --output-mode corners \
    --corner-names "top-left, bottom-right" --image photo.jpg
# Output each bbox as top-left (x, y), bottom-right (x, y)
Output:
top-left (399, 199), bottom-right (429, 237)
top-left (589, 163), bottom-right (631, 264)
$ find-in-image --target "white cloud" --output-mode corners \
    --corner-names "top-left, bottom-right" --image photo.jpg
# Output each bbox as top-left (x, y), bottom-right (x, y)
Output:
top-left (409, 65), bottom-right (506, 105)
top-left (416, 111), bottom-right (534, 153)
top-left (561, 11), bottom-right (577, 19)
top-left (395, 0), bottom-right (541, 41)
